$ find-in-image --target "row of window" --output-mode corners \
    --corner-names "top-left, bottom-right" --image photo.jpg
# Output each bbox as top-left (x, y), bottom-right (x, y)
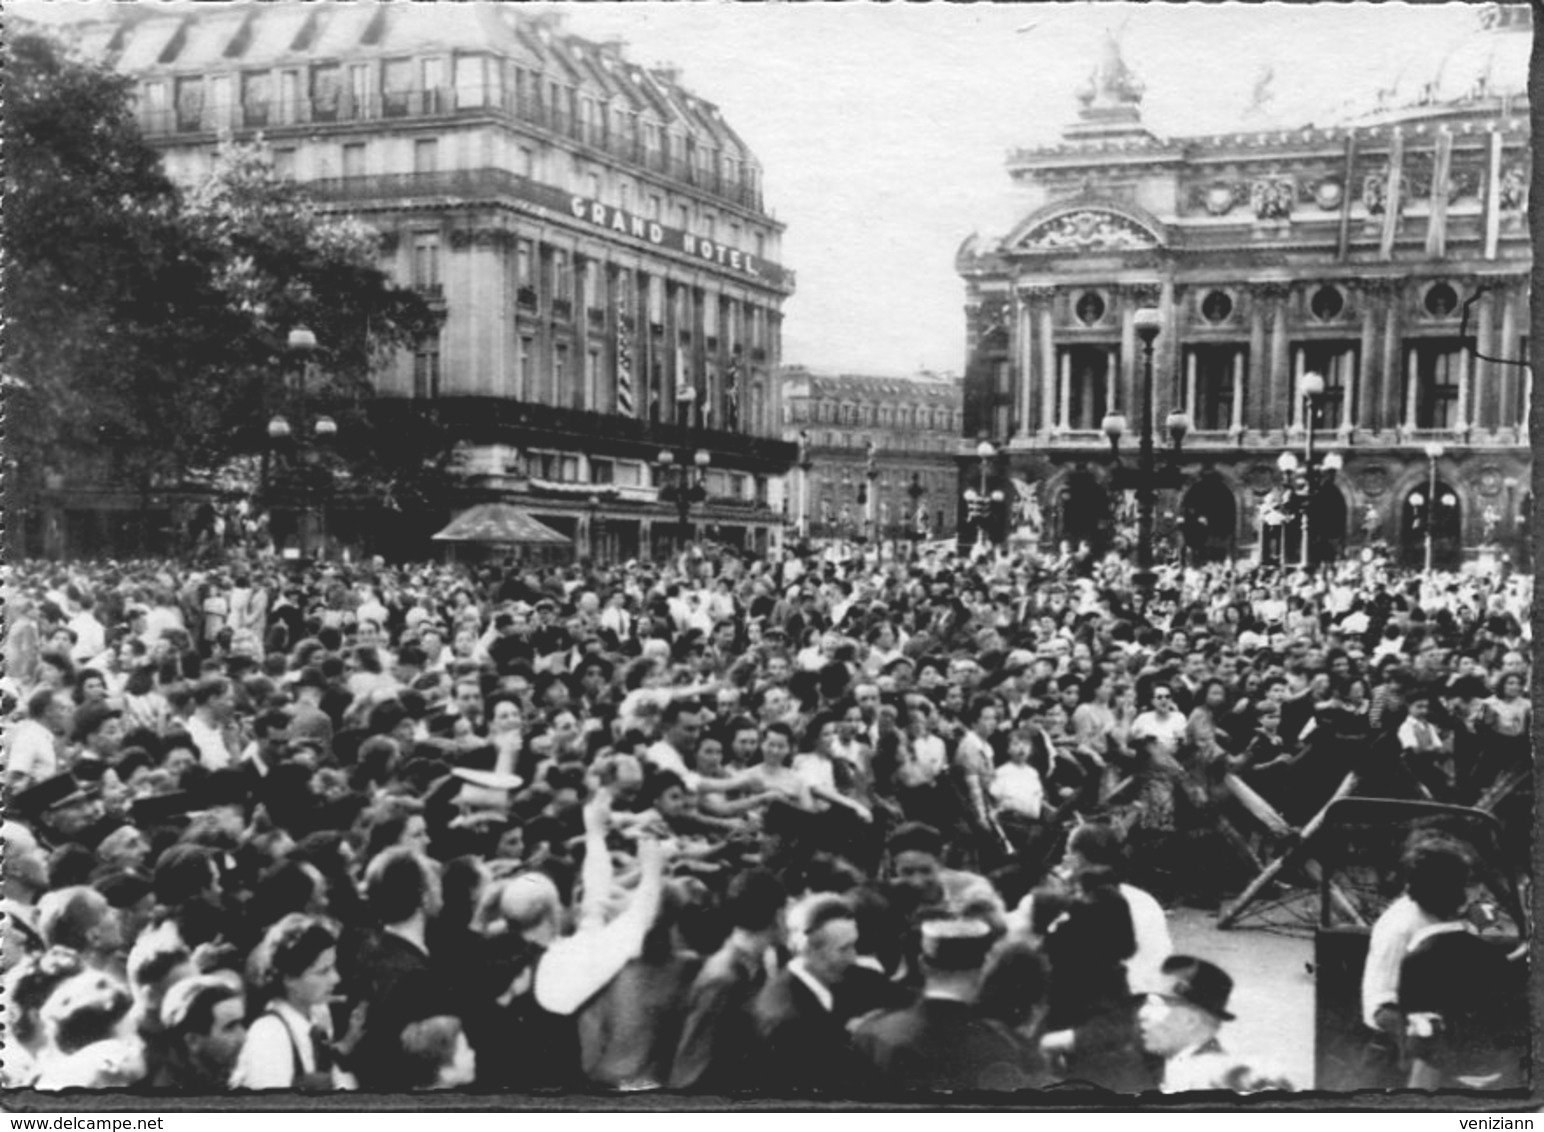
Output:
top-left (789, 401), bottom-right (962, 430)
top-left (816, 468), bottom-right (955, 493)
top-left (236, 134), bottom-right (772, 255)
top-left (801, 431), bottom-right (958, 454)
top-left (517, 451), bottom-right (770, 504)
top-left (1012, 338), bottom-right (1529, 434)
top-left (1061, 282), bottom-right (1469, 331)
top-left (139, 50), bottom-right (762, 212)
top-left (403, 231), bottom-right (774, 346)
top-left (412, 332), bottom-right (772, 436)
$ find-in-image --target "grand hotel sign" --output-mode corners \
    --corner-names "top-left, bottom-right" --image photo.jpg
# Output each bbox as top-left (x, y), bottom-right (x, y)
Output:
top-left (564, 194), bottom-right (791, 290)
top-left (493, 172), bottom-right (790, 289)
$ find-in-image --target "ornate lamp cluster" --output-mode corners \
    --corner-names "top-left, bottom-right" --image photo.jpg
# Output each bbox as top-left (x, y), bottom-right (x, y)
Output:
top-left (657, 446), bottom-right (711, 550)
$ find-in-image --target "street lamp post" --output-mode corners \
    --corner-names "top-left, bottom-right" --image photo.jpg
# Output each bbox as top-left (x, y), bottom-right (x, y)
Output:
top-left (1421, 441), bottom-right (1444, 576)
top-left (1099, 309), bottom-right (1174, 590)
top-left (1133, 309), bottom-right (1161, 591)
top-left (586, 494), bottom-right (601, 562)
top-left (907, 472), bottom-right (926, 556)
top-left (657, 447), bottom-right (710, 552)
top-left (863, 438), bottom-right (879, 548)
top-left (1275, 450), bottom-right (1299, 567)
top-left (797, 430), bottom-right (814, 544)
top-left (265, 326), bottom-right (336, 560)
top-left (963, 439), bottom-right (999, 552)
top-left (1298, 371), bottom-right (1326, 569)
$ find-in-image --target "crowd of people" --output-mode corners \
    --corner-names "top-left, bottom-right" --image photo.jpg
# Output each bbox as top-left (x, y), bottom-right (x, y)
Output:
top-left (0, 538), bottom-right (1530, 1095)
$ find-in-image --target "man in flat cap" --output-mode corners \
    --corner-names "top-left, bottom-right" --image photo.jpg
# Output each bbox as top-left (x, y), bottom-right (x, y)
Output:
top-left (852, 917), bottom-right (1038, 1092)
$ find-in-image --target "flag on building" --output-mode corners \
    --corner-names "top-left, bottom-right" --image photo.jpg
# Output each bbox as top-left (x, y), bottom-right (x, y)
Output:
top-left (675, 351), bottom-right (694, 401)
top-left (615, 284), bottom-right (636, 418)
top-left (725, 351), bottom-right (741, 431)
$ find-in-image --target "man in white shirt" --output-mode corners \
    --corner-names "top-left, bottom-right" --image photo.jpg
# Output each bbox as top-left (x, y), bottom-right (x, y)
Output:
top-left (5, 688), bottom-right (70, 793)
top-left (65, 588), bottom-right (106, 667)
top-left (1130, 684), bottom-right (1188, 760)
top-left (1359, 834), bottom-right (1470, 1035)
top-left (991, 740), bottom-right (1044, 821)
top-left (185, 677), bottom-right (236, 771)
top-left (645, 701), bottom-right (706, 792)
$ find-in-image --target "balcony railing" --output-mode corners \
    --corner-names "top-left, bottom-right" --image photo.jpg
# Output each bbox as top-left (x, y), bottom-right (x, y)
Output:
top-left (368, 396), bottom-right (797, 471)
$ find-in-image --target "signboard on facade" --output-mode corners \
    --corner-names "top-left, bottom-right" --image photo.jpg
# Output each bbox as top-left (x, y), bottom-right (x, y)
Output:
top-left (495, 172), bottom-right (790, 289)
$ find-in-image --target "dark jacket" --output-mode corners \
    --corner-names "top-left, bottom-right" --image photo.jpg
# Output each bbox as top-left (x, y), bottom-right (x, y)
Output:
top-left (749, 968), bottom-right (863, 1093)
top-left (668, 939), bottom-right (768, 1092)
top-left (852, 995), bottom-right (1044, 1093)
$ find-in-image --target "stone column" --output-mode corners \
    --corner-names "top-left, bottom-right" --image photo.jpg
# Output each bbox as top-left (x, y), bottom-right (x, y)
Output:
top-left (1290, 345), bottom-right (1305, 432)
top-left (1248, 300), bottom-right (1267, 432)
top-left (1231, 349), bottom-right (1245, 432)
top-left (1184, 350), bottom-right (1198, 422)
top-left (1473, 290), bottom-right (1495, 431)
top-left (1119, 300), bottom-right (1137, 415)
top-left (1499, 288), bottom-right (1518, 430)
top-left (1358, 297), bottom-right (1378, 432)
top-left (1015, 292), bottom-right (1033, 439)
top-left (1158, 277), bottom-right (1179, 426)
top-left (1268, 293), bottom-right (1289, 437)
top-left (1382, 295), bottom-right (1403, 431)
top-left (1058, 350), bottom-right (1072, 432)
top-left (1484, 128), bottom-right (1503, 261)
top-left (1454, 346), bottom-right (1471, 434)
top-left (1040, 306), bottom-right (1056, 436)
top-left (1105, 347), bottom-right (1118, 421)
top-left (1403, 347), bottom-right (1420, 431)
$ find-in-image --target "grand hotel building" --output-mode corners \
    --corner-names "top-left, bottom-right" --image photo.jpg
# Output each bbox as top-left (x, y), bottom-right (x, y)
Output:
top-left (58, 2), bottom-right (795, 560)
top-left (957, 7), bottom-right (1531, 571)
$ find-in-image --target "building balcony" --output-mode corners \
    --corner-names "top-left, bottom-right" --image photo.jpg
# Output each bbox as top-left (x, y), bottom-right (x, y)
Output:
top-left (367, 396), bottom-right (797, 473)
top-left (143, 92), bottom-right (769, 217)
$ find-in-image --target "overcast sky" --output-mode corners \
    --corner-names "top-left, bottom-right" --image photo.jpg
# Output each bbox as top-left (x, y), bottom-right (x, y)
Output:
top-left (18, 0), bottom-right (1499, 375)
top-left (559, 2), bottom-right (1491, 375)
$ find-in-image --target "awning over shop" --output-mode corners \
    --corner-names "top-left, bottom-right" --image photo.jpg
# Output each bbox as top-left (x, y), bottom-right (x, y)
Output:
top-left (431, 504), bottom-right (572, 546)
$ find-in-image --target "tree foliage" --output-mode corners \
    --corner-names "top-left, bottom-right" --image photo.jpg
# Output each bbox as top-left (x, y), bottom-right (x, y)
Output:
top-left (2, 31), bottom-right (439, 513)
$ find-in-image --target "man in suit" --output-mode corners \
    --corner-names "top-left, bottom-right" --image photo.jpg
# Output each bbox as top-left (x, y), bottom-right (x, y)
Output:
top-left (749, 894), bottom-right (862, 1092)
top-left (852, 917), bottom-right (1040, 1093)
top-left (668, 867), bottom-right (787, 1091)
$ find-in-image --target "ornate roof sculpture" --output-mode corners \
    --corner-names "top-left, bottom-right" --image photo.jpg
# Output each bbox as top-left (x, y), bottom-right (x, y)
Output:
top-left (1062, 22), bottom-right (1152, 143)
top-left (1075, 27), bottom-right (1146, 114)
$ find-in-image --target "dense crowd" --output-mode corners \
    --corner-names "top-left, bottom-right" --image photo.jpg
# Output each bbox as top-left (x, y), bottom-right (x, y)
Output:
top-left (0, 540), bottom-right (1530, 1095)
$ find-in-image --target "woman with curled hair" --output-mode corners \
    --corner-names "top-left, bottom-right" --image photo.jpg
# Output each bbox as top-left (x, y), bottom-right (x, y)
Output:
top-left (230, 914), bottom-right (347, 1091)
top-left (35, 969), bottom-right (145, 1089)
top-left (3, 947), bottom-right (87, 1087)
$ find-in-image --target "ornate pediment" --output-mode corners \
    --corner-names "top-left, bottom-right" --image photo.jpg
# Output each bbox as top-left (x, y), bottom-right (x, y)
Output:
top-left (1013, 208), bottom-right (1162, 253)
